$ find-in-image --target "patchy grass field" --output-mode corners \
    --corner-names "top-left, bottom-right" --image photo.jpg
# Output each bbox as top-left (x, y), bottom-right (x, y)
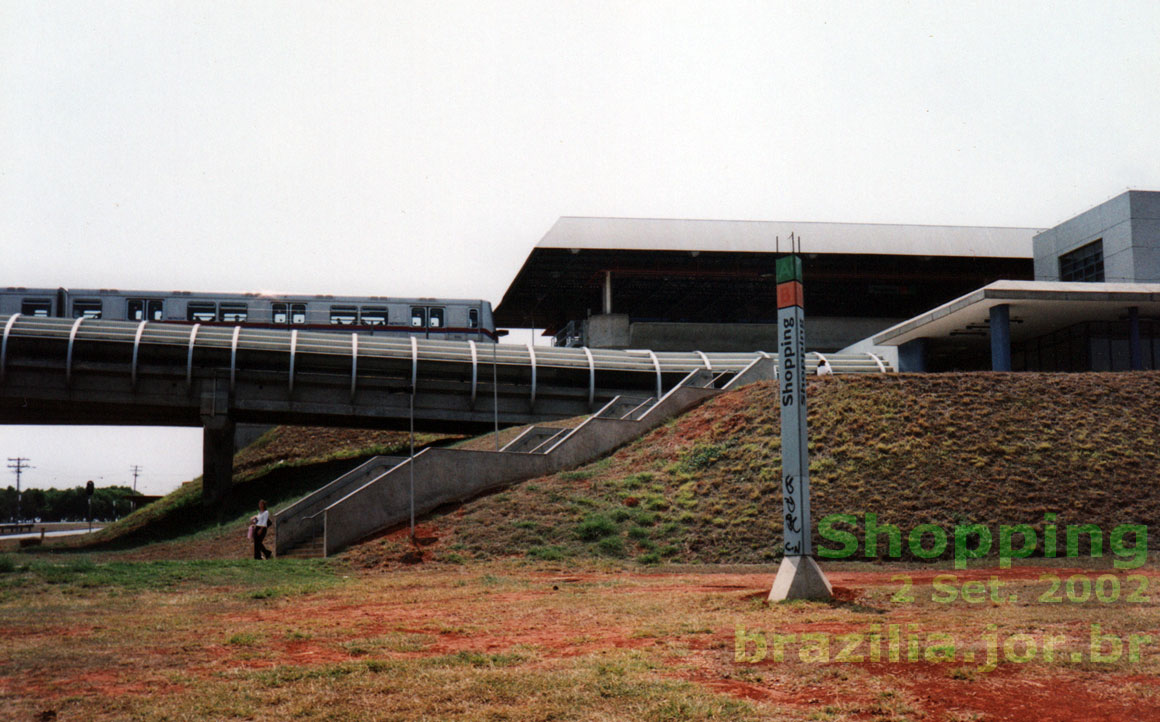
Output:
top-left (2, 554), bottom-right (1158, 721)
top-left (9, 372), bottom-right (1158, 719)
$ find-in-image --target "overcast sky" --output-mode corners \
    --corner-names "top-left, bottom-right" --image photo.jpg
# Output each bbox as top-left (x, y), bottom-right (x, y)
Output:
top-left (4, 1), bottom-right (1160, 496)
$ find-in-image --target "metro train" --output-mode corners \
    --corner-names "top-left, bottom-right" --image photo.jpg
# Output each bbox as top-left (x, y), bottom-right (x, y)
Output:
top-left (0, 287), bottom-right (501, 341)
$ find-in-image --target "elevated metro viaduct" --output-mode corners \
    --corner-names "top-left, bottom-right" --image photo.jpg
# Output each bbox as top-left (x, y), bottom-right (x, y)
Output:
top-left (0, 315), bottom-right (890, 508)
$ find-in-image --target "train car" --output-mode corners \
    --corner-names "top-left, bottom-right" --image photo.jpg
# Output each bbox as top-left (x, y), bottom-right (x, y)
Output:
top-left (1, 287), bottom-right (500, 342)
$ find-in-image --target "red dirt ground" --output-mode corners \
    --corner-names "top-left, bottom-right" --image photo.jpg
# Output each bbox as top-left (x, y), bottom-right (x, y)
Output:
top-left (10, 566), bottom-right (1159, 720)
top-left (213, 567), bottom-right (1160, 720)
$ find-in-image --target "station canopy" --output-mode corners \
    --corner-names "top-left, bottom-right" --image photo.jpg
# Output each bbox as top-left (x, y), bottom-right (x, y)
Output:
top-left (495, 217), bottom-right (1039, 332)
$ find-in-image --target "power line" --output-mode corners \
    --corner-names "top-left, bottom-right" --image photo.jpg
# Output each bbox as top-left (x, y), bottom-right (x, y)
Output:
top-left (7, 457), bottom-right (30, 523)
top-left (130, 465), bottom-right (143, 492)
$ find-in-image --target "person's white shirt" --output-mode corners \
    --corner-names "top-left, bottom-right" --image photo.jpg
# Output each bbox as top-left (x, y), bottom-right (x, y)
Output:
top-left (256, 509), bottom-right (270, 528)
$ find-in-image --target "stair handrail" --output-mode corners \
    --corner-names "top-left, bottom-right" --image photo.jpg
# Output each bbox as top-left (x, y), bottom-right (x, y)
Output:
top-left (498, 425), bottom-right (539, 453)
top-left (273, 455), bottom-right (405, 554)
top-left (537, 395), bottom-right (623, 455)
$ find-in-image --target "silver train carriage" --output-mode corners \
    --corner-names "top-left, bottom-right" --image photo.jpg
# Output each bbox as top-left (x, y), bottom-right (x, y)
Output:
top-left (1, 287), bottom-right (500, 342)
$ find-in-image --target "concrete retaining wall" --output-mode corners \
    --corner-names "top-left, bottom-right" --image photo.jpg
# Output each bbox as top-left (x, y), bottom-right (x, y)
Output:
top-left (274, 455), bottom-right (405, 556)
top-left (321, 384), bottom-right (717, 555)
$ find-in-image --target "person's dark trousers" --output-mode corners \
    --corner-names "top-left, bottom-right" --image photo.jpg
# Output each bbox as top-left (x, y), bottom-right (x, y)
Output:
top-left (253, 526), bottom-right (271, 559)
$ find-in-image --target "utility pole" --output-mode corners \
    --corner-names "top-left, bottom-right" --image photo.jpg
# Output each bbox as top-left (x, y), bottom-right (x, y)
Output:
top-left (7, 457), bottom-right (30, 523)
top-left (130, 465), bottom-right (143, 492)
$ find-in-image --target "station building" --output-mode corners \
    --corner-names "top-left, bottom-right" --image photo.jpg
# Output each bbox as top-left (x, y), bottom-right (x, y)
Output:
top-left (495, 190), bottom-right (1160, 373)
top-left (873, 191), bottom-right (1160, 372)
top-left (494, 217), bottom-right (1035, 353)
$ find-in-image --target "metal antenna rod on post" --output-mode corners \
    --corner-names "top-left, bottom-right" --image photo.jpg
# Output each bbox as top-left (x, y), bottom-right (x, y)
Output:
top-left (7, 457), bottom-right (29, 523)
top-left (493, 339), bottom-right (499, 452)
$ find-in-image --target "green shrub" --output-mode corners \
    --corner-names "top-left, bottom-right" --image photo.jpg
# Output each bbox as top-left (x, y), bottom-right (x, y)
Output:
top-left (679, 444), bottom-right (725, 472)
top-left (575, 514), bottom-right (617, 541)
top-left (227, 633), bottom-right (260, 646)
top-left (632, 511), bottom-right (657, 526)
top-left (636, 551), bottom-right (661, 565)
top-left (527, 546), bottom-right (568, 561)
top-left (643, 496), bottom-right (670, 511)
top-left (622, 472), bottom-right (654, 490)
top-left (627, 526), bottom-right (650, 540)
top-left (596, 536), bottom-right (625, 557)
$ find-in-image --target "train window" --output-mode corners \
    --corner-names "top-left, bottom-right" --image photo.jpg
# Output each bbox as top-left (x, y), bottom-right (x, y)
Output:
top-left (21, 299), bottom-right (52, 317)
top-left (411, 307), bottom-right (426, 327)
top-left (360, 306), bottom-right (388, 326)
top-left (272, 303), bottom-right (288, 324)
top-left (72, 299), bottom-right (103, 319)
top-left (187, 302), bottom-right (217, 322)
top-left (291, 304), bottom-right (307, 325)
top-left (468, 309), bottom-right (479, 329)
top-left (428, 307), bottom-right (445, 328)
top-left (127, 299), bottom-right (163, 321)
top-left (219, 303), bottom-right (248, 323)
top-left (330, 305), bottom-right (358, 325)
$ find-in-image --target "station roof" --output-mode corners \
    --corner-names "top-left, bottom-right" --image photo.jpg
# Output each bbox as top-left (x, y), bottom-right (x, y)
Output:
top-left (495, 217), bottom-right (1040, 330)
top-left (872, 280), bottom-right (1160, 347)
top-left (533, 217), bottom-right (1039, 257)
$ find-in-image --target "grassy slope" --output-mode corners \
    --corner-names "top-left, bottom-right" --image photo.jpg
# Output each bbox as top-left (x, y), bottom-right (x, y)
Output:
top-left (40, 372), bottom-right (1160, 565)
top-left (40, 426), bottom-right (458, 559)
top-left (357, 372), bottom-right (1160, 566)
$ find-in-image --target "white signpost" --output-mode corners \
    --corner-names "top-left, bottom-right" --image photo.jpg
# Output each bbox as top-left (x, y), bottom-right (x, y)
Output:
top-left (768, 250), bottom-right (833, 601)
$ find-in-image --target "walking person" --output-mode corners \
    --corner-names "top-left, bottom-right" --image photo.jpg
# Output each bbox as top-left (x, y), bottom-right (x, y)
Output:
top-left (253, 500), bottom-right (272, 560)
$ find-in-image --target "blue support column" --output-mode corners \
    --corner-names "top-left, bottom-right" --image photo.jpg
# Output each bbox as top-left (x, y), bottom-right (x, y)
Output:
top-left (1128, 307), bottom-right (1143, 371)
top-left (898, 338), bottom-right (928, 373)
top-left (990, 304), bottom-right (1012, 372)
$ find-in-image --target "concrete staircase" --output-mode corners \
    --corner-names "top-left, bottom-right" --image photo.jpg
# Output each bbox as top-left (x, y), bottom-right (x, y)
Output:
top-left (272, 455), bottom-right (407, 558)
top-left (272, 356), bottom-right (780, 557)
top-left (278, 536), bottom-right (324, 559)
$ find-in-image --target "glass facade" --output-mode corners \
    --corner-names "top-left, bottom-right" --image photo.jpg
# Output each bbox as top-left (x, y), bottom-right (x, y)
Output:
top-left (1012, 320), bottom-right (1159, 371)
top-left (1058, 240), bottom-right (1105, 282)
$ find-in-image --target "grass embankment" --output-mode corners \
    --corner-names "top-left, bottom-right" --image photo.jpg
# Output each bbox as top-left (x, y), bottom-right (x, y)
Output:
top-left (356, 373), bottom-right (1160, 567)
top-left (40, 426), bottom-right (458, 559)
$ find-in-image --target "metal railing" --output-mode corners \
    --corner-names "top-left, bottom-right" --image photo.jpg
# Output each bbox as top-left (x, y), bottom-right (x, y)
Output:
top-left (0, 315), bottom-right (893, 394)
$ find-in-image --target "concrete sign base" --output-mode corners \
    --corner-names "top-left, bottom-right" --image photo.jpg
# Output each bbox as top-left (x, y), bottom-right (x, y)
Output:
top-left (767, 555), bottom-right (833, 602)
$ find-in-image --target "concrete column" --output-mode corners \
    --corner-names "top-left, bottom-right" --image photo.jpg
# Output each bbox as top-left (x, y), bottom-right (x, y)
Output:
top-left (1128, 307), bottom-right (1143, 371)
top-left (202, 415), bottom-right (235, 508)
top-left (898, 338), bottom-right (928, 373)
top-left (989, 304), bottom-right (1012, 372)
top-left (602, 271), bottom-right (613, 315)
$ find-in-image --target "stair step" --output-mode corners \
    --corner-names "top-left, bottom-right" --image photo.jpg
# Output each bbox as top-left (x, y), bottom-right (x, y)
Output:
top-left (501, 425), bottom-right (568, 453)
top-left (278, 538), bottom-right (324, 558)
top-left (596, 396), bottom-right (652, 419)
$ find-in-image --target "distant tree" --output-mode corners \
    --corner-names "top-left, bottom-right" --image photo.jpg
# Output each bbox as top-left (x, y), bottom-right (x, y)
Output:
top-left (22, 488), bottom-right (47, 521)
top-left (1, 485), bottom-right (136, 522)
top-left (0, 487), bottom-right (16, 522)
